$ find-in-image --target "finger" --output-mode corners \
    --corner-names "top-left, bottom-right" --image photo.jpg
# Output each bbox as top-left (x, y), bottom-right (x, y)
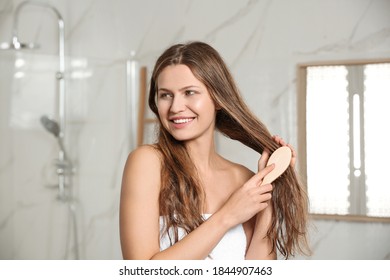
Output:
top-left (287, 143), bottom-right (297, 158)
top-left (259, 183), bottom-right (273, 194)
top-left (273, 135), bottom-right (296, 167)
top-left (287, 143), bottom-right (297, 167)
top-left (249, 184), bottom-right (273, 204)
top-left (258, 148), bottom-right (270, 171)
top-left (257, 190), bottom-right (273, 211)
top-left (259, 192), bottom-right (272, 203)
top-left (273, 135), bottom-right (287, 146)
top-left (272, 135), bottom-right (279, 144)
top-left (257, 202), bottom-right (269, 212)
top-left (250, 163), bottom-right (275, 185)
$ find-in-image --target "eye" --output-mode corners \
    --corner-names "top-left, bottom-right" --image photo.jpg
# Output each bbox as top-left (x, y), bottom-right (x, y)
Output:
top-left (185, 90), bottom-right (196, 96)
top-left (158, 92), bottom-right (173, 99)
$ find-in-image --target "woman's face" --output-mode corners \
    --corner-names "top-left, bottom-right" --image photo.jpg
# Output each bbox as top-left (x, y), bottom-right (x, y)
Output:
top-left (156, 64), bottom-right (217, 142)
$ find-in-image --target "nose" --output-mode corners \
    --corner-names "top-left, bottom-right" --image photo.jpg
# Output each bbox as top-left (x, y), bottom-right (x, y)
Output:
top-left (169, 95), bottom-right (186, 113)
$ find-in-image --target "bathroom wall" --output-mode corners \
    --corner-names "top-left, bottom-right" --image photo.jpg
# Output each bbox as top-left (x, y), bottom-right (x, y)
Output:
top-left (0, 0), bottom-right (389, 259)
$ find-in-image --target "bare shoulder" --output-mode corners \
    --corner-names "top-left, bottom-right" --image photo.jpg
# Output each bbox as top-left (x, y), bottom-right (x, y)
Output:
top-left (126, 144), bottom-right (161, 165)
top-left (231, 161), bottom-right (255, 183)
top-left (219, 156), bottom-right (254, 184)
top-left (121, 144), bottom-right (162, 193)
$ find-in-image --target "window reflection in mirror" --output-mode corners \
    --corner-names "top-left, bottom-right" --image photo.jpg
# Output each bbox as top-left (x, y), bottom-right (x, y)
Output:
top-left (297, 60), bottom-right (390, 222)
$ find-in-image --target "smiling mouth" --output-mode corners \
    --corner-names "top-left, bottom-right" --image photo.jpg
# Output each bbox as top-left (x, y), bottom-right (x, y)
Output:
top-left (171, 118), bottom-right (195, 124)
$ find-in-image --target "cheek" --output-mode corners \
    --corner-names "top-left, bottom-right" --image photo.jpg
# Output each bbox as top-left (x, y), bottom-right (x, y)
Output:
top-left (156, 101), bottom-right (168, 116)
top-left (192, 98), bottom-right (216, 115)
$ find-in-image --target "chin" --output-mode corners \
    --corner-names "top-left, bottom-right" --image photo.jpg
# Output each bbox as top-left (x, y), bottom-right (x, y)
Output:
top-left (169, 131), bottom-right (198, 142)
top-left (171, 134), bottom-right (194, 142)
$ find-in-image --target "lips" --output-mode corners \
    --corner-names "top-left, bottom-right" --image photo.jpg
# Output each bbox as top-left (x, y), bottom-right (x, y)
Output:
top-left (169, 117), bottom-right (195, 128)
top-left (171, 118), bottom-right (194, 124)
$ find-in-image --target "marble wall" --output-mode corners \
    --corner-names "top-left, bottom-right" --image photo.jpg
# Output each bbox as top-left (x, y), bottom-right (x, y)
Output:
top-left (0, 0), bottom-right (389, 259)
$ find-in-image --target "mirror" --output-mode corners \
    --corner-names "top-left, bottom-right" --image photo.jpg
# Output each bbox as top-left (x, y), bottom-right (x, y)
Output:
top-left (297, 59), bottom-right (390, 222)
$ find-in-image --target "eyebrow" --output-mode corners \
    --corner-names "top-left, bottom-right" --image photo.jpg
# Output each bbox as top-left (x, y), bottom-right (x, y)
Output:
top-left (158, 85), bottom-right (201, 92)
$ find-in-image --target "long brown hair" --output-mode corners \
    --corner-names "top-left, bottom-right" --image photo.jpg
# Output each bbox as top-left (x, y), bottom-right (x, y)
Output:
top-left (148, 41), bottom-right (310, 259)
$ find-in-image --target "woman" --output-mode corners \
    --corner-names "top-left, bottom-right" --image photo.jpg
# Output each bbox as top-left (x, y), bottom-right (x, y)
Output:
top-left (120, 41), bottom-right (310, 260)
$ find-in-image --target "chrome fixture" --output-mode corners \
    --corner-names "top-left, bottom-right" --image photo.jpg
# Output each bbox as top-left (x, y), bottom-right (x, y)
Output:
top-left (0, 41), bottom-right (39, 50)
top-left (40, 115), bottom-right (73, 192)
top-left (1, 1), bottom-right (79, 259)
top-left (40, 115), bottom-right (70, 160)
top-left (1, 1), bottom-right (68, 201)
top-left (40, 115), bottom-right (60, 138)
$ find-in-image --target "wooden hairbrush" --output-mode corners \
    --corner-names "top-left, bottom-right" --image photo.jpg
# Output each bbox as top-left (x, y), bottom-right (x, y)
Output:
top-left (261, 146), bottom-right (292, 185)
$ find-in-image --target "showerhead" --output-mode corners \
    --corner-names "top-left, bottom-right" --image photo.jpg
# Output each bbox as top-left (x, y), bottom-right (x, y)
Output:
top-left (40, 115), bottom-right (67, 160)
top-left (40, 115), bottom-right (60, 138)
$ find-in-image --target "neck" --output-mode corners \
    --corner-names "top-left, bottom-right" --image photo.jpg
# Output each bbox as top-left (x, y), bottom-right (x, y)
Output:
top-left (185, 131), bottom-right (220, 173)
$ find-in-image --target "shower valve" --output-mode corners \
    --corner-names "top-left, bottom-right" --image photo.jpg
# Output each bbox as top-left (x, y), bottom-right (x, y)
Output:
top-left (56, 71), bottom-right (64, 79)
top-left (55, 160), bottom-right (74, 175)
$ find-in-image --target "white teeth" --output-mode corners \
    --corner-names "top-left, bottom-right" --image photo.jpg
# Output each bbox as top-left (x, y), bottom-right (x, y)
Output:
top-left (172, 118), bottom-right (193, 124)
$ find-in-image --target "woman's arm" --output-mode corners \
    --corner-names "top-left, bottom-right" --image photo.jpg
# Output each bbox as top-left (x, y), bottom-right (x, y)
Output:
top-left (245, 136), bottom-right (297, 259)
top-left (245, 205), bottom-right (276, 259)
top-left (120, 145), bottom-right (275, 259)
top-left (244, 148), bottom-right (276, 259)
top-left (119, 145), bottom-right (162, 259)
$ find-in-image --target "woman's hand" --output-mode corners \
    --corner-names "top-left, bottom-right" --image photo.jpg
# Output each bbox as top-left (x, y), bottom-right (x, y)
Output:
top-left (272, 135), bottom-right (296, 168)
top-left (217, 164), bottom-right (275, 229)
